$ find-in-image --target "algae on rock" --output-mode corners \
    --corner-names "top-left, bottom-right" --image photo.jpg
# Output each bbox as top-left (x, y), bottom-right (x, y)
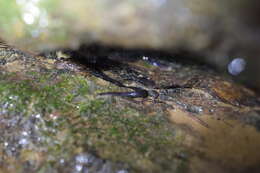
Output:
top-left (0, 44), bottom-right (188, 173)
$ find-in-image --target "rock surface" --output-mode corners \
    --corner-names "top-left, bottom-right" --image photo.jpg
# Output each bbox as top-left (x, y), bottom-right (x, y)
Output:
top-left (0, 43), bottom-right (260, 173)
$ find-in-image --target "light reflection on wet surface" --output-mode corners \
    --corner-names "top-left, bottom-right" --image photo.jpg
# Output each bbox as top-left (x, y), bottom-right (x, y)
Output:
top-left (73, 153), bottom-right (129, 173)
top-left (228, 57), bottom-right (246, 76)
top-left (16, 0), bottom-right (49, 37)
top-left (0, 100), bottom-right (130, 173)
top-left (1, 44), bottom-right (260, 172)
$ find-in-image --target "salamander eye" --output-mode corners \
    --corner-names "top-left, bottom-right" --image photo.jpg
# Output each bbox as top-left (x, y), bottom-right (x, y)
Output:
top-left (137, 89), bottom-right (149, 98)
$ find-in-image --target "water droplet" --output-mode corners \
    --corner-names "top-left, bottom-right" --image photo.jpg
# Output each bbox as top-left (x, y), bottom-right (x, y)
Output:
top-left (75, 153), bottom-right (91, 164)
top-left (35, 114), bottom-right (41, 118)
top-left (142, 56), bottom-right (149, 61)
top-left (18, 138), bottom-right (29, 146)
top-left (9, 95), bottom-right (18, 100)
top-left (228, 58), bottom-right (246, 75)
top-left (49, 113), bottom-right (58, 120)
top-left (22, 12), bottom-right (36, 25)
top-left (75, 164), bottom-right (83, 172)
top-left (19, 0), bottom-right (42, 25)
top-left (59, 159), bottom-right (65, 164)
top-left (22, 131), bottom-right (29, 136)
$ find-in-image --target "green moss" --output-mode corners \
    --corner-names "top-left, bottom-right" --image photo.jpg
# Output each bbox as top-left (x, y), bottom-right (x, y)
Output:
top-left (0, 71), bottom-right (188, 172)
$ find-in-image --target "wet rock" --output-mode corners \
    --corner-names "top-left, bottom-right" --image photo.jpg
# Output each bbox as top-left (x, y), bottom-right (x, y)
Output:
top-left (0, 45), bottom-right (188, 172)
top-left (1, 44), bottom-right (260, 172)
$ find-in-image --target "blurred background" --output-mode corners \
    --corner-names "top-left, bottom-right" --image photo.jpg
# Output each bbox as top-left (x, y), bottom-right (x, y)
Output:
top-left (1, 0), bottom-right (260, 91)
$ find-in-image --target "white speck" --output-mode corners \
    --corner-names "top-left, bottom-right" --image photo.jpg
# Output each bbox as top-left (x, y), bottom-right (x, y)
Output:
top-left (18, 138), bottom-right (29, 146)
top-left (22, 12), bottom-right (36, 25)
top-left (24, 3), bottom-right (40, 16)
top-left (22, 131), bottom-right (29, 136)
top-left (35, 125), bottom-right (39, 130)
top-left (20, 1), bottom-right (41, 25)
top-left (35, 114), bottom-right (41, 118)
top-left (4, 142), bottom-right (8, 147)
top-left (60, 159), bottom-right (65, 164)
top-left (152, 61), bottom-right (159, 67)
top-left (49, 114), bottom-right (58, 120)
top-left (75, 164), bottom-right (83, 172)
top-left (228, 58), bottom-right (246, 75)
top-left (195, 106), bottom-right (203, 113)
top-left (75, 154), bottom-right (90, 164)
top-left (9, 95), bottom-right (18, 100)
top-left (142, 56), bottom-right (149, 60)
